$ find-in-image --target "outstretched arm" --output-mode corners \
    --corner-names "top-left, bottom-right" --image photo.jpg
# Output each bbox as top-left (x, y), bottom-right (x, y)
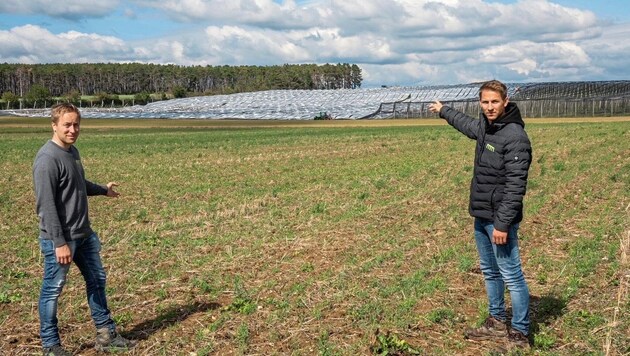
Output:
top-left (428, 101), bottom-right (443, 113)
top-left (85, 179), bottom-right (120, 197)
top-left (430, 100), bottom-right (480, 139)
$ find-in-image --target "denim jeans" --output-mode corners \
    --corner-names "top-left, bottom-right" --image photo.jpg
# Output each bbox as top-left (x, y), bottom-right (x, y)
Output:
top-left (474, 218), bottom-right (530, 335)
top-left (39, 233), bottom-right (115, 347)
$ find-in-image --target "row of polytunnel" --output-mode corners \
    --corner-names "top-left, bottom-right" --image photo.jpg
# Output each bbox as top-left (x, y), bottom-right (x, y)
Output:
top-left (4, 81), bottom-right (628, 120)
top-left (78, 84), bottom-right (486, 120)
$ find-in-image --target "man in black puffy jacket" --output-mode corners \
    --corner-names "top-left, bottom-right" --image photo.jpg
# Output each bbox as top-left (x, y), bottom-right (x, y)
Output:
top-left (429, 80), bottom-right (532, 350)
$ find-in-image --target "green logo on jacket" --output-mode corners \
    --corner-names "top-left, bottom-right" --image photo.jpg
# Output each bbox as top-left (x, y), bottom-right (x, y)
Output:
top-left (485, 143), bottom-right (495, 152)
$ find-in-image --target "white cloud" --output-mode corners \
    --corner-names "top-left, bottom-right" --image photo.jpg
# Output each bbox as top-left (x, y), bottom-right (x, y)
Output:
top-left (202, 25), bottom-right (310, 64)
top-left (0, 25), bottom-right (131, 63)
top-left (361, 62), bottom-right (441, 87)
top-left (136, 40), bottom-right (191, 64)
top-left (473, 40), bottom-right (592, 78)
top-left (0, 0), bottom-right (628, 86)
top-left (134, 0), bottom-right (321, 29)
top-left (579, 24), bottom-right (630, 77)
top-left (0, 0), bottom-right (120, 19)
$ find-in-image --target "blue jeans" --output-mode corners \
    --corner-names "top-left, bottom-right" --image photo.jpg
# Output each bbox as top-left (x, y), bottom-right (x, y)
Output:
top-left (39, 233), bottom-right (115, 347)
top-left (474, 218), bottom-right (530, 335)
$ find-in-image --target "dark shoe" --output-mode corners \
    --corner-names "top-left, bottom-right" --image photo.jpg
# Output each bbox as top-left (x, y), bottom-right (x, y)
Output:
top-left (95, 327), bottom-right (135, 352)
top-left (42, 344), bottom-right (72, 356)
top-left (464, 316), bottom-right (507, 341)
top-left (507, 328), bottom-right (530, 350)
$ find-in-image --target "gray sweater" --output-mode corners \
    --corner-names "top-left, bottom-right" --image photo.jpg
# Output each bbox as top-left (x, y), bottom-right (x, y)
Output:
top-left (33, 140), bottom-right (108, 247)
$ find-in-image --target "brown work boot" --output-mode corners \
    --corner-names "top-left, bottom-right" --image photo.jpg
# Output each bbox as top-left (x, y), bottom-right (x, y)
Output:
top-left (507, 328), bottom-right (530, 350)
top-left (95, 327), bottom-right (135, 352)
top-left (42, 344), bottom-right (72, 356)
top-left (464, 316), bottom-right (507, 341)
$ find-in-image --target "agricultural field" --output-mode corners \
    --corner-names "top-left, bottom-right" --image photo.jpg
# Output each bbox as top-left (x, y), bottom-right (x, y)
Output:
top-left (0, 117), bottom-right (628, 355)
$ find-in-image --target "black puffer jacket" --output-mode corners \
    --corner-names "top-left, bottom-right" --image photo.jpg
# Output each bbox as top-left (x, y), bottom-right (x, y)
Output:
top-left (439, 102), bottom-right (532, 232)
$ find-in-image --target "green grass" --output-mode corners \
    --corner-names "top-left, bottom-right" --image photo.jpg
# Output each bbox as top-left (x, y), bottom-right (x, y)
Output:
top-left (0, 117), bottom-right (628, 354)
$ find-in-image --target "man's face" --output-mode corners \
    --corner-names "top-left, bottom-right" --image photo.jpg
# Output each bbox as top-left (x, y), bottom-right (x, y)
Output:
top-left (479, 89), bottom-right (508, 122)
top-left (52, 112), bottom-right (80, 149)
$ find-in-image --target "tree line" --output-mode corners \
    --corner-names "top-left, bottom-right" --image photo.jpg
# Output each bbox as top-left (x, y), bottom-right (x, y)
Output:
top-left (0, 62), bottom-right (363, 109)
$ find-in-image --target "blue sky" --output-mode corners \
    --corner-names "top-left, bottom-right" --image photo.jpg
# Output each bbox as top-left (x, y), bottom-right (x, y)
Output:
top-left (1, 0), bottom-right (629, 87)
top-left (507, 0), bottom-right (630, 21)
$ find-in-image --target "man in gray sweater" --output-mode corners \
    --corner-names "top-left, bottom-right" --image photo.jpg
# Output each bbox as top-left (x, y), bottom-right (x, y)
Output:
top-left (33, 103), bottom-right (133, 355)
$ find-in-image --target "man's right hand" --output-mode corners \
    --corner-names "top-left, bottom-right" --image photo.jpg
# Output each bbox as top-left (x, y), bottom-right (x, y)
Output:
top-left (56, 244), bottom-right (72, 264)
top-left (428, 101), bottom-right (443, 113)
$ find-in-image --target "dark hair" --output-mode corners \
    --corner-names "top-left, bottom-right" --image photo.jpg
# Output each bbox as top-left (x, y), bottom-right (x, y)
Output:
top-left (479, 80), bottom-right (508, 100)
top-left (51, 103), bottom-right (81, 123)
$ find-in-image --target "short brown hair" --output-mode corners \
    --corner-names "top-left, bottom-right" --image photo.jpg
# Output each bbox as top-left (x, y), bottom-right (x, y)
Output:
top-left (479, 80), bottom-right (508, 100)
top-left (51, 103), bottom-right (81, 123)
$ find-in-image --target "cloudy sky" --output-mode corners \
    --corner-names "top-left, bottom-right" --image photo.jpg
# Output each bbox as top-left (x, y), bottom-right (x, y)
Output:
top-left (1, 0), bottom-right (629, 87)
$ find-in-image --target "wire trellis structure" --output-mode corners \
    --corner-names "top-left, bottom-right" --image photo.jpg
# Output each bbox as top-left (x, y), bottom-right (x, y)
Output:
top-left (368, 81), bottom-right (630, 119)
top-left (3, 80), bottom-right (630, 119)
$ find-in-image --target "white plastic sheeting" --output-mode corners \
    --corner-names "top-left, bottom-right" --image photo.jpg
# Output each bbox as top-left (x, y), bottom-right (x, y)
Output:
top-left (2, 83), bottom-right (521, 120)
top-left (5, 81), bottom-right (629, 119)
top-left (81, 85), bottom-right (490, 120)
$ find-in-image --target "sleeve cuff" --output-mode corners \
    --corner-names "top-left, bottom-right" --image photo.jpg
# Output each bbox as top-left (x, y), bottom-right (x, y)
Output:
top-left (494, 221), bottom-right (510, 233)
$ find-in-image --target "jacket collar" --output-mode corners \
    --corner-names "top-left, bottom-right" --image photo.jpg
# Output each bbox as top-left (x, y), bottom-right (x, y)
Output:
top-left (483, 102), bottom-right (524, 133)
